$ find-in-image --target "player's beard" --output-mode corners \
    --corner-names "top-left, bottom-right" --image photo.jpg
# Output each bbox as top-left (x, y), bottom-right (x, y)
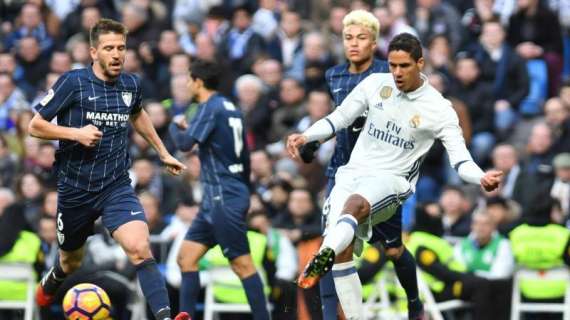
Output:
top-left (100, 59), bottom-right (122, 80)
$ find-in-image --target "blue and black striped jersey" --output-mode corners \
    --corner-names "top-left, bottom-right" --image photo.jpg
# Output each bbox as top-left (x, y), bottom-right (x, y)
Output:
top-left (325, 59), bottom-right (389, 178)
top-left (35, 67), bottom-right (143, 191)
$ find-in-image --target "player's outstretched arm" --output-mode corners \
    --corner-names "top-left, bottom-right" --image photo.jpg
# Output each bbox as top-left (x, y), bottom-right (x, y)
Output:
top-left (131, 109), bottom-right (186, 175)
top-left (28, 113), bottom-right (102, 147)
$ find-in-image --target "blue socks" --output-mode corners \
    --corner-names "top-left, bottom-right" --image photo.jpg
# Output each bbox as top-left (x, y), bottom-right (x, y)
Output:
top-left (135, 259), bottom-right (171, 319)
top-left (241, 272), bottom-right (270, 320)
top-left (393, 249), bottom-right (422, 314)
top-left (179, 271), bottom-right (200, 318)
top-left (319, 272), bottom-right (339, 319)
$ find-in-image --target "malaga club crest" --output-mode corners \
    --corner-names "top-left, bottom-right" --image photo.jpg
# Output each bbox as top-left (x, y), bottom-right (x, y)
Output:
top-left (122, 91), bottom-right (132, 106)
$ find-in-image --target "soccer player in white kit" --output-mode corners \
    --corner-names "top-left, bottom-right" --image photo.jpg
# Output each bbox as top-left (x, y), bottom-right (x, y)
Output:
top-left (287, 33), bottom-right (503, 320)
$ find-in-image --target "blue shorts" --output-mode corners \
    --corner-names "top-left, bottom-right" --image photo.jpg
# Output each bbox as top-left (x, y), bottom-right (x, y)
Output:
top-left (185, 194), bottom-right (250, 260)
top-left (325, 176), bottom-right (403, 249)
top-left (56, 180), bottom-right (146, 251)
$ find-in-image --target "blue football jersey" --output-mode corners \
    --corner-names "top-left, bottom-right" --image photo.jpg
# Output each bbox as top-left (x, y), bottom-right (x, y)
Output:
top-left (325, 59), bottom-right (389, 178)
top-left (35, 67), bottom-right (143, 192)
top-left (170, 93), bottom-right (251, 199)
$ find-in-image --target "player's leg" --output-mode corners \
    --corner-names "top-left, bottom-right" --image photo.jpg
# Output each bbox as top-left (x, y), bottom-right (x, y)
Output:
top-left (102, 184), bottom-right (185, 320)
top-left (36, 247), bottom-right (85, 306)
top-left (37, 188), bottom-right (95, 307)
top-left (176, 212), bottom-right (215, 318)
top-left (331, 243), bottom-right (364, 320)
top-left (213, 199), bottom-right (270, 320)
top-left (298, 180), bottom-right (356, 289)
top-left (320, 178), bottom-right (339, 320)
top-left (371, 208), bottom-right (423, 319)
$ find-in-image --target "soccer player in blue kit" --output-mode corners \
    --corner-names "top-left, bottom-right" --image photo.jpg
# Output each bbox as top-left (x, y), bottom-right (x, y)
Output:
top-left (169, 59), bottom-right (270, 320)
top-left (300, 10), bottom-right (389, 319)
top-left (29, 19), bottom-right (190, 320)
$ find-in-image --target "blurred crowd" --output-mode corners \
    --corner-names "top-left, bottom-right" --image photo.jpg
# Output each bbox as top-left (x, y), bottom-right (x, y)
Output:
top-left (1, 0), bottom-right (570, 319)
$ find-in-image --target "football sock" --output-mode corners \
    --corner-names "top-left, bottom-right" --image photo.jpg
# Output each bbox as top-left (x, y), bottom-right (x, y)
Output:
top-left (41, 257), bottom-right (67, 295)
top-left (322, 214), bottom-right (358, 255)
top-left (135, 259), bottom-right (171, 318)
top-left (319, 272), bottom-right (339, 319)
top-left (393, 249), bottom-right (422, 314)
top-left (332, 261), bottom-right (363, 320)
top-left (241, 272), bottom-right (270, 320)
top-left (179, 271), bottom-right (200, 318)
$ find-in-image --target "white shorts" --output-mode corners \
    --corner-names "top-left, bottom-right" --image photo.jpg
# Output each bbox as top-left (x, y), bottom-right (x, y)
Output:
top-left (323, 168), bottom-right (412, 245)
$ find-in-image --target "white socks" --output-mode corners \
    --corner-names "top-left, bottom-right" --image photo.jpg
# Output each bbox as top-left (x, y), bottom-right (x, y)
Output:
top-left (332, 261), bottom-right (363, 320)
top-left (322, 214), bottom-right (358, 255)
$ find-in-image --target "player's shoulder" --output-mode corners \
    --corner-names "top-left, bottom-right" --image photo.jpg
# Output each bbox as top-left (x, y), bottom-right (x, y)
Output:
top-left (371, 59), bottom-right (389, 73)
top-left (118, 72), bottom-right (142, 90)
top-left (360, 72), bottom-right (392, 88)
top-left (58, 68), bottom-right (86, 83)
top-left (325, 63), bottom-right (349, 79)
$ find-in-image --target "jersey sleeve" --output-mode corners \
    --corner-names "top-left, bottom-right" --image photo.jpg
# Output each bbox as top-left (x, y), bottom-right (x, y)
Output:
top-left (436, 101), bottom-right (484, 184)
top-left (35, 73), bottom-right (75, 121)
top-left (304, 74), bottom-right (372, 141)
top-left (170, 105), bottom-right (217, 151)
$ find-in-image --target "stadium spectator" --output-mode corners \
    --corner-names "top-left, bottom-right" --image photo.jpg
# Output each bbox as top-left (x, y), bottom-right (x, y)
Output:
top-left (410, 0), bottom-right (464, 52)
top-left (439, 186), bottom-right (473, 238)
top-left (544, 97), bottom-right (570, 154)
top-left (550, 153), bottom-right (570, 219)
top-left (235, 74), bottom-right (272, 150)
top-left (448, 52), bottom-right (496, 165)
top-left (4, 3), bottom-right (54, 55)
top-left (0, 73), bottom-right (29, 132)
top-left (374, 5), bottom-right (417, 59)
top-left (507, 0), bottom-right (563, 96)
top-left (454, 209), bottom-right (515, 279)
top-left (485, 196), bottom-right (522, 235)
top-left (15, 36), bottom-right (50, 90)
top-left (270, 77), bottom-right (306, 142)
top-left (266, 10), bottom-right (303, 70)
top-left (0, 135), bottom-right (18, 188)
top-left (470, 19), bottom-right (529, 137)
top-left (524, 122), bottom-right (555, 176)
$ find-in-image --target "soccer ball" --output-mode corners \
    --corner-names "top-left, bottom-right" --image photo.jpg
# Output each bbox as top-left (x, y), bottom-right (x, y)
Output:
top-left (62, 283), bottom-right (111, 320)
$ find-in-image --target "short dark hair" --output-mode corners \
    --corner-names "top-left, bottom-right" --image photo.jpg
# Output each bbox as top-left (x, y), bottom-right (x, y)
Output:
top-left (90, 18), bottom-right (128, 47)
top-left (190, 59), bottom-right (221, 90)
top-left (388, 33), bottom-right (423, 61)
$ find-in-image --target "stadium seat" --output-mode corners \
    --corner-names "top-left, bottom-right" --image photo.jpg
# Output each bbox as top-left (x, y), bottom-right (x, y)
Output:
top-left (364, 266), bottom-right (471, 320)
top-left (0, 263), bottom-right (36, 320)
top-left (202, 267), bottom-right (272, 320)
top-left (510, 267), bottom-right (570, 320)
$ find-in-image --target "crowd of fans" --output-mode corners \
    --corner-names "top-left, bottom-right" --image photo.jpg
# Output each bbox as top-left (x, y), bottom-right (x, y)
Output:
top-left (1, 0), bottom-right (570, 319)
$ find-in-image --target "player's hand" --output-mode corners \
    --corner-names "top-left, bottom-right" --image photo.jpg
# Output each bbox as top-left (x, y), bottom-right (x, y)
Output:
top-left (480, 170), bottom-right (503, 192)
top-left (286, 133), bottom-right (307, 160)
top-left (173, 115), bottom-right (188, 130)
top-left (161, 153), bottom-right (187, 176)
top-left (75, 124), bottom-right (103, 147)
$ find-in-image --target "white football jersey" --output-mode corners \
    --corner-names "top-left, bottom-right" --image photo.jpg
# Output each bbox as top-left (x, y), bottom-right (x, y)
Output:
top-left (323, 73), bottom-right (475, 190)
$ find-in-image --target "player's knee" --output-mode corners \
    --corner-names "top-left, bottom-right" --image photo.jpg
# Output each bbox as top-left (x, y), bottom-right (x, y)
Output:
top-left (344, 194), bottom-right (370, 221)
top-left (123, 240), bottom-right (152, 264)
top-left (385, 246), bottom-right (404, 261)
top-left (177, 252), bottom-right (199, 271)
top-left (230, 256), bottom-right (256, 278)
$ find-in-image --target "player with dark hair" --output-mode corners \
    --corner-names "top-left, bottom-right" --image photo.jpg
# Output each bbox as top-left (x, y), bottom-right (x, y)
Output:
top-left (169, 59), bottom-right (270, 320)
top-left (288, 33), bottom-right (503, 320)
top-left (29, 18), bottom-right (189, 320)
top-left (300, 9), bottom-right (389, 319)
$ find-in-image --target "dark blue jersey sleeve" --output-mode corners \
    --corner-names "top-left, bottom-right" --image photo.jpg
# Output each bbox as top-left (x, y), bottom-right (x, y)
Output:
top-left (170, 104), bottom-right (217, 151)
top-left (187, 104), bottom-right (216, 143)
top-left (35, 73), bottom-right (75, 121)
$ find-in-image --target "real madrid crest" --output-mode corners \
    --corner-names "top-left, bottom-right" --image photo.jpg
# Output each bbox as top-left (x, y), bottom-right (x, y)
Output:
top-left (410, 114), bottom-right (421, 128)
top-left (122, 91), bottom-right (132, 106)
top-left (380, 86), bottom-right (392, 99)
